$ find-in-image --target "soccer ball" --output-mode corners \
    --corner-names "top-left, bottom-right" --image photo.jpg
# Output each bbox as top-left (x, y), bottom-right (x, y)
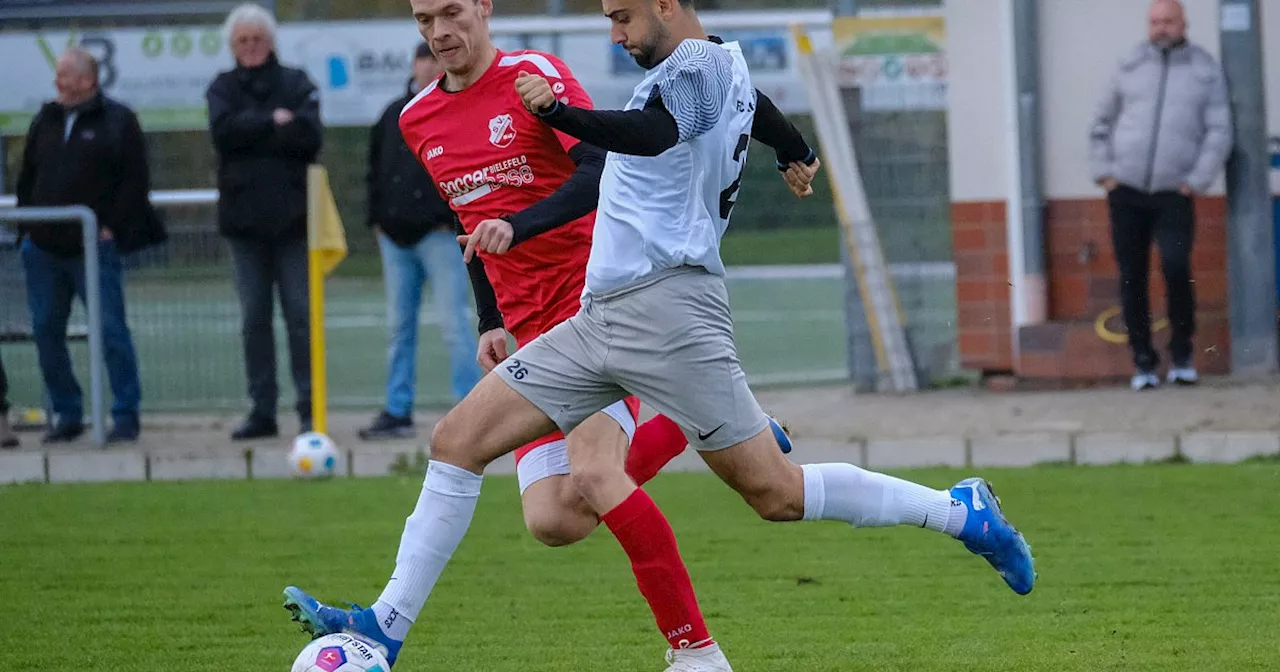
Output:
top-left (289, 432), bottom-right (341, 479)
top-left (291, 633), bottom-right (389, 672)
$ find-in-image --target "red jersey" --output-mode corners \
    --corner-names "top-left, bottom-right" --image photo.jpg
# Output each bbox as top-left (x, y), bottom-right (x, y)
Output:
top-left (400, 50), bottom-right (595, 346)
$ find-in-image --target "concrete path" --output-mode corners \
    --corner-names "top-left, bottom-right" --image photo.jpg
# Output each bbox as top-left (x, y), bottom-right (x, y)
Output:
top-left (3, 377), bottom-right (1278, 485)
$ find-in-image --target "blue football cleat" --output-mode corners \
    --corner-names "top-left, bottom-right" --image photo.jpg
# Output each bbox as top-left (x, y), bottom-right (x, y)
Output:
top-left (768, 416), bottom-right (792, 454)
top-left (283, 586), bottom-right (403, 666)
top-left (949, 478), bottom-right (1037, 595)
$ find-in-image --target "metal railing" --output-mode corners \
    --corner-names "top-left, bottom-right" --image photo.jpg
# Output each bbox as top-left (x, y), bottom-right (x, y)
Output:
top-left (0, 191), bottom-right (217, 446)
top-left (0, 190), bottom-right (217, 209)
top-left (0, 206), bottom-right (105, 446)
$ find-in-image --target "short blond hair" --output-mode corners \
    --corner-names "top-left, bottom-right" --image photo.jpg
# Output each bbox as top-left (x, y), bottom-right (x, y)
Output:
top-left (222, 3), bottom-right (278, 48)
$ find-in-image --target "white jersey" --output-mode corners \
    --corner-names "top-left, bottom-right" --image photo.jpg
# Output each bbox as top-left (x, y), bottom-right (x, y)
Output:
top-left (585, 39), bottom-right (756, 295)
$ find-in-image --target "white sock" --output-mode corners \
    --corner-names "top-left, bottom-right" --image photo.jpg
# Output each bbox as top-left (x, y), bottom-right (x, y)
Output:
top-left (373, 460), bottom-right (483, 641)
top-left (371, 600), bottom-right (413, 642)
top-left (801, 463), bottom-right (966, 537)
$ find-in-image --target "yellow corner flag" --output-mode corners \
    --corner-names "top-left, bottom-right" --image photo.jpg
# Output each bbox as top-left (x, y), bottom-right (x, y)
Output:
top-left (307, 164), bottom-right (347, 435)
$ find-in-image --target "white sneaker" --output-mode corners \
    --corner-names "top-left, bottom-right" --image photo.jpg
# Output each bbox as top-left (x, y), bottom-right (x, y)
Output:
top-left (665, 643), bottom-right (733, 672)
top-left (1167, 366), bottom-right (1199, 385)
top-left (1130, 371), bottom-right (1160, 391)
top-left (0, 413), bottom-right (17, 449)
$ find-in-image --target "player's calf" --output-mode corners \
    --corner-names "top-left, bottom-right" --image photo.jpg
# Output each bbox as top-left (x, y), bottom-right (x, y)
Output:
top-left (700, 427), bottom-right (807, 522)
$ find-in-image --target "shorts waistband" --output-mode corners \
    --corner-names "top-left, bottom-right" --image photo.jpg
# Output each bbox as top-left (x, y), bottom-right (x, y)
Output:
top-left (586, 266), bottom-right (710, 303)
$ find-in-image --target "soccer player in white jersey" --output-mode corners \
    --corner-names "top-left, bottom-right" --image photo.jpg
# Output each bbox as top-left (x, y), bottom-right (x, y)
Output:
top-left (506, 0), bottom-right (1033, 614)
top-left (307, 1), bottom-right (1034, 670)
top-left (506, 0), bottom-right (1036, 602)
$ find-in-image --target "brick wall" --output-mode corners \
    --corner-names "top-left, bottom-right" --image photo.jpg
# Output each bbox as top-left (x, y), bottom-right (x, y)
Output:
top-left (951, 201), bottom-right (1013, 372)
top-left (952, 196), bottom-right (1231, 382)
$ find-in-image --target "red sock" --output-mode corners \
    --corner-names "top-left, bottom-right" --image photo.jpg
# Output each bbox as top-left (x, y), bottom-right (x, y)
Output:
top-left (625, 415), bottom-right (688, 486)
top-left (602, 489), bottom-right (713, 651)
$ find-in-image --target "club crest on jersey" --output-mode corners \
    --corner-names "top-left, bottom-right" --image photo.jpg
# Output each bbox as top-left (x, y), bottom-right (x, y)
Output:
top-left (488, 114), bottom-right (517, 148)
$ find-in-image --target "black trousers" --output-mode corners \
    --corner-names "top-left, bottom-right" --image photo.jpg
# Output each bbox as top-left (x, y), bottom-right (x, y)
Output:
top-left (1107, 185), bottom-right (1196, 371)
top-left (0, 351), bottom-right (9, 414)
top-left (228, 237), bottom-right (312, 421)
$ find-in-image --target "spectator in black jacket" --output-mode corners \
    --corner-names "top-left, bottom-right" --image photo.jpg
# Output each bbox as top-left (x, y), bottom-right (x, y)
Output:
top-left (358, 43), bottom-right (482, 441)
top-left (0, 354), bottom-right (16, 448)
top-left (17, 47), bottom-right (160, 444)
top-left (207, 3), bottom-right (322, 441)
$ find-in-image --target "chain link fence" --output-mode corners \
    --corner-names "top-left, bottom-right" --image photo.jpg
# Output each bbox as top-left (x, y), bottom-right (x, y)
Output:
top-left (839, 83), bottom-right (960, 387)
top-left (0, 1), bottom-right (962, 415)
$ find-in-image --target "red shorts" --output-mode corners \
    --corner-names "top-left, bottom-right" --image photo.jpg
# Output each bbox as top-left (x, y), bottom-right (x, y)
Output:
top-left (513, 396), bottom-right (642, 494)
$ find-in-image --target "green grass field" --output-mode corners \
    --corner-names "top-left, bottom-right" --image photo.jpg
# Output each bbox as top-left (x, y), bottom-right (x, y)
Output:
top-left (3, 463), bottom-right (1278, 671)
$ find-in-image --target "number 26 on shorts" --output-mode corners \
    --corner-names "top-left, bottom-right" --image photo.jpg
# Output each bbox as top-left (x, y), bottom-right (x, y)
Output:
top-left (505, 359), bottom-right (530, 381)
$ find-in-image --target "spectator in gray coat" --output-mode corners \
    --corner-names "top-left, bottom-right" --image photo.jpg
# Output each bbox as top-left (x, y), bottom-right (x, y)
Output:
top-left (1089, 0), bottom-right (1232, 391)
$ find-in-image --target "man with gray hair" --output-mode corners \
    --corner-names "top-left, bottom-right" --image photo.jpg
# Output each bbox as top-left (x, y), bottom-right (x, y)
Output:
top-left (1090, 0), bottom-right (1232, 390)
top-left (17, 47), bottom-right (163, 443)
top-left (207, 3), bottom-right (323, 440)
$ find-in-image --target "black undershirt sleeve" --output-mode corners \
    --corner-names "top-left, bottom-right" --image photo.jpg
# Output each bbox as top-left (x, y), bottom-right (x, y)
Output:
top-left (751, 89), bottom-right (816, 170)
top-left (535, 34), bottom-right (814, 166)
top-left (504, 142), bottom-right (606, 246)
top-left (535, 91), bottom-right (680, 157)
top-left (536, 87), bottom-right (816, 172)
top-left (455, 218), bottom-right (505, 335)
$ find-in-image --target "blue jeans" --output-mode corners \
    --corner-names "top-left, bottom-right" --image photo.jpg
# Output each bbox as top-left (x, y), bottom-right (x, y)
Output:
top-left (378, 229), bottom-right (481, 413)
top-left (20, 239), bottom-right (141, 425)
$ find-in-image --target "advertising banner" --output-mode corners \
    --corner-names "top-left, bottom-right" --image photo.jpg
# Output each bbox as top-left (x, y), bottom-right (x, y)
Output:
top-left (0, 0), bottom-right (242, 18)
top-left (0, 27), bottom-right (228, 134)
top-left (0, 16), bottom-right (824, 136)
top-left (830, 15), bottom-right (947, 111)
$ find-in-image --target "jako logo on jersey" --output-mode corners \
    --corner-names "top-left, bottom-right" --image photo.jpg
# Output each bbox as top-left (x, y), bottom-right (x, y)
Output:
top-left (552, 81), bottom-right (566, 95)
top-left (426, 146), bottom-right (444, 160)
top-left (488, 114), bottom-right (517, 148)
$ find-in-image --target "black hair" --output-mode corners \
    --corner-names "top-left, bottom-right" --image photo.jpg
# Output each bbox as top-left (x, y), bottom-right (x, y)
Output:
top-left (415, 42), bottom-right (435, 60)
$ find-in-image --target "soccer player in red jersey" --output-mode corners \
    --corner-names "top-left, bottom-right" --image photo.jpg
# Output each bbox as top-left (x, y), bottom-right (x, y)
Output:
top-left (396, 4), bottom-right (719, 576)
top-left (283, 1), bottom-right (815, 669)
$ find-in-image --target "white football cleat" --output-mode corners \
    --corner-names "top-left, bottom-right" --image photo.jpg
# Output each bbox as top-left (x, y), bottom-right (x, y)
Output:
top-left (665, 643), bottom-right (733, 672)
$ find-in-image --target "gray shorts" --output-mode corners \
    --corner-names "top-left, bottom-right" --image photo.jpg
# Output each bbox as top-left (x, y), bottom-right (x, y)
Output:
top-left (494, 267), bottom-right (768, 451)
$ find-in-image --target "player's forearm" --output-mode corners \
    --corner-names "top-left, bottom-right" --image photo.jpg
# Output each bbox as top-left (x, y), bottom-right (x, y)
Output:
top-left (505, 143), bottom-right (605, 246)
top-left (752, 90), bottom-right (815, 169)
top-left (536, 100), bottom-right (679, 157)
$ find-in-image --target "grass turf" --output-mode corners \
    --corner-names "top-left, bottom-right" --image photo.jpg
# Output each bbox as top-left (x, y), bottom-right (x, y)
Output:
top-left (2, 464), bottom-right (1278, 670)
